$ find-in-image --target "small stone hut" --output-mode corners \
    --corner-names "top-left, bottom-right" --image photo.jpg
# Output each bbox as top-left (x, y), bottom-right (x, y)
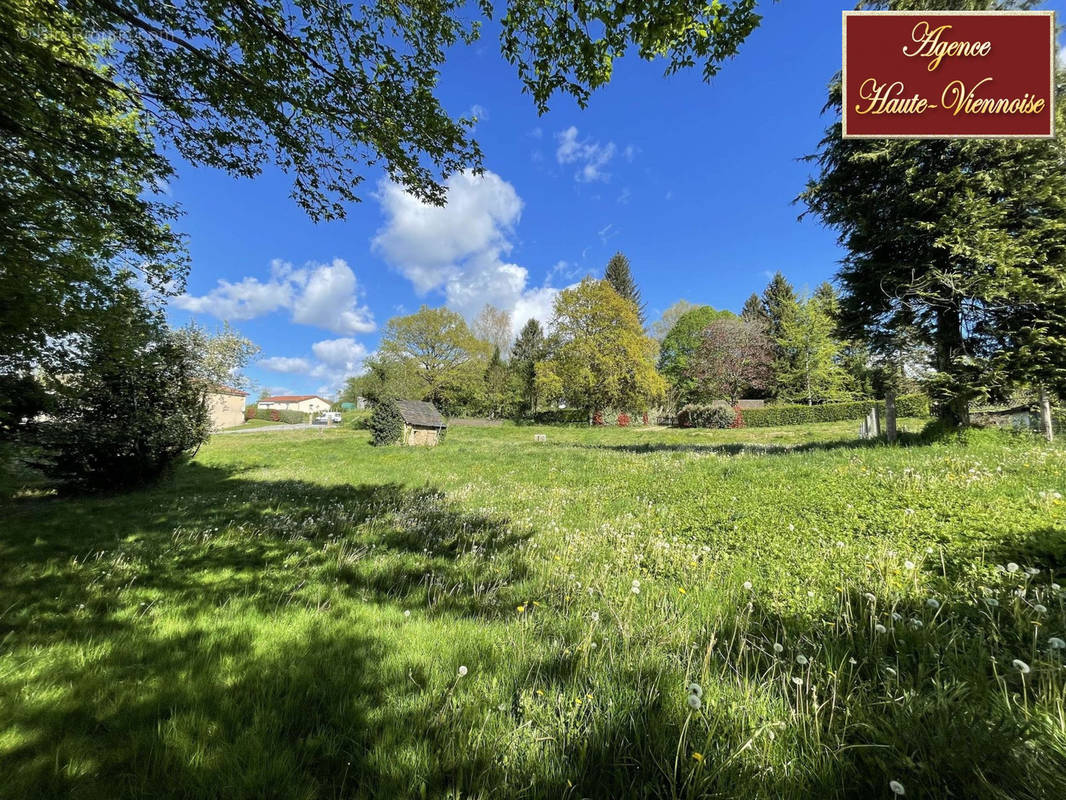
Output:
top-left (396, 400), bottom-right (447, 446)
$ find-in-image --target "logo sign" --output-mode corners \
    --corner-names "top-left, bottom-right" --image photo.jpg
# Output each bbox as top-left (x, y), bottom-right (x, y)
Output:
top-left (842, 11), bottom-right (1055, 139)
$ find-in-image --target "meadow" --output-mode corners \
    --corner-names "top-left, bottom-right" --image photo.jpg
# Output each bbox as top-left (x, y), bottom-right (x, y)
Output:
top-left (2, 420), bottom-right (1066, 799)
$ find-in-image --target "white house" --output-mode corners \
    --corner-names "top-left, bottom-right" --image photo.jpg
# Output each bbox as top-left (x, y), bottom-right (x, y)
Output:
top-left (258, 395), bottom-right (332, 414)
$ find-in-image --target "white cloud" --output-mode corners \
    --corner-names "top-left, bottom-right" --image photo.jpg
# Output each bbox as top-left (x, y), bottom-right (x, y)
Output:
top-left (597, 223), bottom-right (619, 245)
top-left (175, 258), bottom-right (375, 334)
top-left (555, 126), bottom-right (616, 182)
top-left (617, 187), bottom-right (632, 205)
top-left (373, 169), bottom-right (561, 333)
top-left (258, 337), bottom-right (369, 395)
top-left (259, 356), bottom-right (314, 374)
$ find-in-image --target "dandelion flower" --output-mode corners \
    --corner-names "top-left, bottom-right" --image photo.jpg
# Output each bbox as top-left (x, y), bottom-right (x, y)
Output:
top-left (796, 654), bottom-right (808, 666)
top-left (926, 598), bottom-right (940, 609)
top-left (458, 665), bottom-right (468, 677)
top-left (517, 605), bottom-right (526, 613)
top-left (687, 694), bottom-right (702, 710)
top-left (1013, 659), bottom-right (1031, 675)
top-left (686, 682), bottom-right (703, 698)
top-left (889, 780), bottom-right (905, 796)
top-left (773, 642), bottom-right (784, 654)
top-left (691, 752), bottom-right (703, 762)
top-left (742, 580), bottom-right (753, 591)
top-left (1007, 562), bottom-right (1020, 573)
top-left (875, 623), bottom-right (887, 634)
top-left (1048, 637), bottom-right (1066, 650)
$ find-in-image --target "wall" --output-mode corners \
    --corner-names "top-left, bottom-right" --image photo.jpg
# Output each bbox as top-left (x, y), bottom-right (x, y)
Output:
top-left (207, 392), bottom-right (246, 430)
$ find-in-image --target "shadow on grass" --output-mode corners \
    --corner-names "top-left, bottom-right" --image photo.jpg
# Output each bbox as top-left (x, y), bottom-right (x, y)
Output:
top-left (0, 463), bottom-right (535, 797)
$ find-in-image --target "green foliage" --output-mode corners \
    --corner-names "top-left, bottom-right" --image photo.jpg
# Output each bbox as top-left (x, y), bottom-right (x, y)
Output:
top-left (740, 394), bottom-right (930, 428)
top-left (658, 305), bottom-right (737, 405)
top-left (651, 300), bottom-right (700, 342)
top-left (800, 59), bottom-right (1066, 423)
top-left (510, 318), bottom-right (547, 413)
top-left (369, 399), bottom-right (404, 446)
top-left (677, 403), bottom-right (735, 429)
top-left (254, 408), bottom-right (307, 425)
top-left (540, 278), bottom-right (665, 415)
top-left (31, 287), bottom-right (209, 491)
top-left (773, 292), bottom-right (849, 405)
top-left (378, 306), bottom-right (489, 413)
top-left (171, 322), bottom-right (260, 391)
top-left (522, 409), bottom-right (590, 425)
top-left (688, 317), bottom-right (772, 406)
top-left (603, 251), bottom-right (645, 324)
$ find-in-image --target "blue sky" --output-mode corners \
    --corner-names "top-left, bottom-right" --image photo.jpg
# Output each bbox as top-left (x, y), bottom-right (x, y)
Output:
top-left (166, 2), bottom-right (1066, 399)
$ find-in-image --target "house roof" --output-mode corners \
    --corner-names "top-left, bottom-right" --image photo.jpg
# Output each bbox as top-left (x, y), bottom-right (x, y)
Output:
top-left (396, 400), bottom-right (446, 428)
top-left (260, 395), bottom-right (330, 404)
top-left (212, 385), bottom-right (249, 397)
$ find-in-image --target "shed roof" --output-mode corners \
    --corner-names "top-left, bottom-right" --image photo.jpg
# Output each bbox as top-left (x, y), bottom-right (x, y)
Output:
top-left (396, 400), bottom-right (446, 427)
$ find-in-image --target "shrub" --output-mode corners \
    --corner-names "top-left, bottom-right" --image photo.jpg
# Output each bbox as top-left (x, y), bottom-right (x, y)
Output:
top-left (592, 411), bottom-right (604, 426)
top-left (244, 405), bottom-right (257, 421)
top-left (677, 403), bottom-right (735, 429)
top-left (255, 407), bottom-right (307, 424)
top-left (617, 412), bottom-right (631, 427)
top-left (347, 410), bottom-right (372, 430)
top-left (31, 295), bottom-right (209, 491)
top-left (739, 394), bottom-right (930, 428)
top-left (642, 412), bottom-right (649, 425)
top-left (369, 399), bottom-right (404, 446)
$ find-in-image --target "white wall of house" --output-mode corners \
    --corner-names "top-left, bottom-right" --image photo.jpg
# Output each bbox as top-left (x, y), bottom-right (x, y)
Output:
top-left (259, 397), bottom-right (331, 414)
top-left (207, 392), bottom-right (247, 430)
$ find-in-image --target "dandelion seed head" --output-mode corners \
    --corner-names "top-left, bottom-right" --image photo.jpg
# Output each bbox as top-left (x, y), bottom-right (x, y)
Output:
top-left (889, 780), bottom-right (905, 796)
top-left (1013, 659), bottom-right (1031, 675)
top-left (773, 642), bottom-right (784, 653)
top-left (1034, 604), bottom-right (1047, 614)
top-left (687, 694), bottom-right (702, 710)
top-left (926, 598), bottom-right (940, 609)
top-left (1007, 562), bottom-right (1020, 573)
top-left (791, 676), bottom-right (803, 686)
top-left (458, 665), bottom-right (468, 677)
top-left (904, 560), bottom-right (915, 570)
top-left (875, 623), bottom-right (887, 634)
top-left (795, 655), bottom-right (808, 666)
top-left (742, 580), bottom-right (753, 591)
top-left (686, 682), bottom-right (703, 698)
top-left (1048, 637), bottom-right (1066, 650)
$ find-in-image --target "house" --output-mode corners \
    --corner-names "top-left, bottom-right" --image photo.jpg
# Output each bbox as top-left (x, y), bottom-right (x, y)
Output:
top-left (396, 400), bottom-right (447, 446)
top-left (258, 395), bottom-right (332, 415)
top-left (206, 386), bottom-right (248, 430)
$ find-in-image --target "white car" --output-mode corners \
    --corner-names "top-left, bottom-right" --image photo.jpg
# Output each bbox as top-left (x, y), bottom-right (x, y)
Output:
top-left (313, 411), bottom-right (343, 425)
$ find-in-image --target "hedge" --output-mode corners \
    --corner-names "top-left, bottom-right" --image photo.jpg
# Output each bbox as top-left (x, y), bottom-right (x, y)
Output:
top-left (738, 394), bottom-right (930, 428)
top-left (254, 407), bottom-right (309, 424)
top-left (522, 409), bottom-right (589, 425)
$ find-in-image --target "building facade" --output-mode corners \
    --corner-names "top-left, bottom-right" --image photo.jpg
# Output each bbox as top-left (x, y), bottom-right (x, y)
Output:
top-left (258, 395), bottom-right (332, 415)
top-left (207, 386), bottom-right (249, 430)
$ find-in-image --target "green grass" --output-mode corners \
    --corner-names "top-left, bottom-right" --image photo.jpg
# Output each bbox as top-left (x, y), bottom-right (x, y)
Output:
top-left (234, 417), bottom-right (283, 428)
top-left (3, 420), bottom-right (1066, 798)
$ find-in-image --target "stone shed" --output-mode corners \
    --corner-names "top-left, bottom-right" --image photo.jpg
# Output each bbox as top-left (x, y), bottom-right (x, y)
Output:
top-left (396, 400), bottom-right (447, 446)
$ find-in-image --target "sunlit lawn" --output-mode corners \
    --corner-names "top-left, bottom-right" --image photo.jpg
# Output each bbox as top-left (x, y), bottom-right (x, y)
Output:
top-left (2, 419), bottom-right (1066, 798)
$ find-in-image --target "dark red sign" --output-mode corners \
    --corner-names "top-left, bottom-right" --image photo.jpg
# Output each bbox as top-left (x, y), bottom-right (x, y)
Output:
top-left (842, 11), bottom-right (1055, 139)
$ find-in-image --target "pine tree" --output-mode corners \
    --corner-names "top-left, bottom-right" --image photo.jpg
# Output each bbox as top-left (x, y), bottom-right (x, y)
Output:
top-left (760, 272), bottom-right (797, 341)
top-left (774, 294), bottom-right (848, 406)
top-left (604, 252), bottom-right (645, 325)
top-left (741, 293), bottom-right (766, 327)
top-left (510, 318), bottom-right (546, 413)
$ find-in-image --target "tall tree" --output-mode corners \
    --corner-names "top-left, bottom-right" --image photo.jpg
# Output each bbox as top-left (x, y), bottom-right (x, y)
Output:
top-left (651, 300), bottom-right (699, 341)
top-left (774, 294), bottom-right (848, 406)
top-left (741, 293), bottom-right (767, 327)
top-left (483, 347), bottom-right (512, 419)
top-left (760, 272), bottom-right (797, 342)
top-left (472, 305), bottom-right (514, 359)
top-left (539, 279), bottom-right (664, 420)
top-left (801, 21), bottom-right (1066, 424)
top-left (604, 252), bottom-right (646, 325)
top-left (658, 305), bottom-right (737, 406)
top-left (688, 318), bottom-right (772, 407)
top-left (378, 306), bottom-right (487, 408)
top-left (172, 322), bottom-right (260, 391)
top-left (510, 318), bottom-right (547, 413)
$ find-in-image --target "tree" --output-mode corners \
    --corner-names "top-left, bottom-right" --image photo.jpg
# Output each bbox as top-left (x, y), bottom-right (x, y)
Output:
top-left (658, 305), bottom-right (737, 406)
top-left (741, 293), bottom-right (767, 327)
top-left (760, 272), bottom-right (797, 342)
top-left (800, 20), bottom-right (1066, 425)
top-left (541, 279), bottom-right (664, 419)
top-left (604, 252), bottom-right (646, 325)
top-left (472, 305), bottom-right (513, 359)
top-left (774, 294), bottom-right (849, 405)
top-left (483, 347), bottom-right (512, 418)
top-left (171, 322), bottom-right (259, 391)
top-left (378, 306), bottom-right (488, 410)
top-left (341, 356), bottom-right (421, 407)
top-left (510, 318), bottom-right (547, 413)
top-left (651, 300), bottom-right (700, 341)
top-left (687, 318), bottom-right (772, 407)
top-left (32, 284), bottom-right (209, 490)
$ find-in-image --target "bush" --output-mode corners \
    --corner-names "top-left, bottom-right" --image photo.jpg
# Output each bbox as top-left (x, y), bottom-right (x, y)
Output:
top-left (738, 394), bottom-right (930, 428)
top-left (347, 409), bottom-right (372, 430)
top-left (369, 399), bottom-right (404, 446)
top-left (31, 294), bottom-right (209, 491)
top-left (617, 412), bottom-right (631, 427)
top-left (254, 407), bottom-right (307, 424)
top-left (244, 405), bottom-right (257, 421)
top-left (677, 403), bottom-right (736, 429)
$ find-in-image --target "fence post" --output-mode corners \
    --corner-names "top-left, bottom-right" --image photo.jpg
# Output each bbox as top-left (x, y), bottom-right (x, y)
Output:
top-left (885, 391), bottom-right (897, 444)
top-left (1040, 386), bottom-right (1054, 443)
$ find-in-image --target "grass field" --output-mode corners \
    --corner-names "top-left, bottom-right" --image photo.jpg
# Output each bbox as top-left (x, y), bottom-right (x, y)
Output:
top-left (3, 420), bottom-right (1066, 798)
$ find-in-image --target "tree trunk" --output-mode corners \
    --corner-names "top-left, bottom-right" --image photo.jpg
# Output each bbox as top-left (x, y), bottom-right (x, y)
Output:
top-left (935, 305), bottom-right (970, 426)
top-left (885, 389), bottom-right (897, 444)
top-left (1040, 386), bottom-right (1054, 443)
